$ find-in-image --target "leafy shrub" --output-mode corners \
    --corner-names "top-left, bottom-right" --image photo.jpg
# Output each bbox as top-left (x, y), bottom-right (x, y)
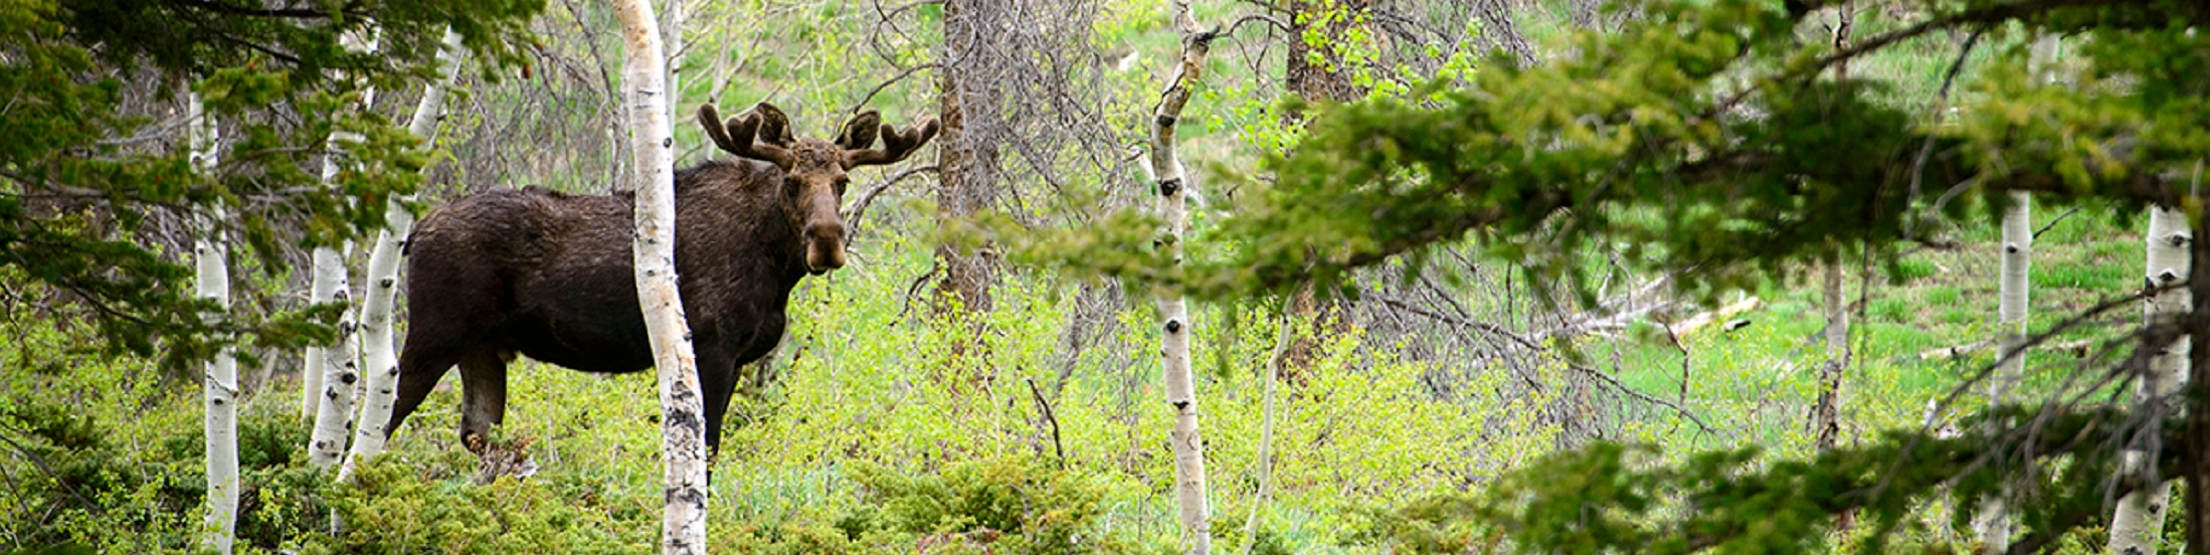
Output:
top-left (0, 382), bottom-right (322, 553)
top-left (308, 457), bottom-right (650, 555)
top-left (845, 455), bottom-right (1116, 554)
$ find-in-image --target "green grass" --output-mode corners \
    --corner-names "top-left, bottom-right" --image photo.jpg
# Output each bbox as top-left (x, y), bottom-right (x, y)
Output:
top-left (1585, 193), bottom-right (2151, 468)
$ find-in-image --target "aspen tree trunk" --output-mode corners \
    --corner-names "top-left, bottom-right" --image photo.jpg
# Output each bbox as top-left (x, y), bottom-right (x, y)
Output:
top-left (1807, 8), bottom-right (1856, 457)
top-left (2111, 198), bottom-right (2191, 555)
top-left (1972, 191), bottom-right (2029, 553)
top-left (188, 88), bottom-right (238, 555)
top-left (1152, 2), bottom-right (1213, 551)
top-left (1977, 36), bottom-right (2057, 553)
top-left (614, 0), bottom-right (709, 551)
top-left (1242, 308), bottom-right (1292, 554)
top-left (661, 0), bottom-right (684, 125)
top-left (339, 28), bottom-right (465, 482)
top-left (1810, 263), bottom-right (1848, 449)
top-left (305, 26), bottom-right (377, 468)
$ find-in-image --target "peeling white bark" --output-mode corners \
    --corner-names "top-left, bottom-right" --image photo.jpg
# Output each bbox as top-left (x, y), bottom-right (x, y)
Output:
top-left (615, 0), bottom-right (709, 552)
top-left (305, 25), bottom-right (377, 467)
top-left (2111, 201), bottom-right (2191, 555)
top-left (340, 28), bottom-right (466, 482)
top-left (1152, 2), bottom-right (1213, 551)
top-left (188, 88), bottom-right (238, 555)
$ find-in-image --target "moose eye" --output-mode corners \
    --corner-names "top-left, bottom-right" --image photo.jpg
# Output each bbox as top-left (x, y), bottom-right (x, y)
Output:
top-left (833, 178), bottom-right (850, 196)
top-left (784, 177), bottom-right (803, 195)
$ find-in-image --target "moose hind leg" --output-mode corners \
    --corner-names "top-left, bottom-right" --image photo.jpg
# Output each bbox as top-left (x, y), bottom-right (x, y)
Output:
top-left (456, 348), bottom-right (511, 454)
top-left (386, 343), bottom-right (465, 439)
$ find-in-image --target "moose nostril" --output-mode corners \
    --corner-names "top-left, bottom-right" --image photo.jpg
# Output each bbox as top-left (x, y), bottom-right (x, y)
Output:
top-left (805, 223), bottom-right (848, 271)
top-left (805, 223), bottom-right (845, 243)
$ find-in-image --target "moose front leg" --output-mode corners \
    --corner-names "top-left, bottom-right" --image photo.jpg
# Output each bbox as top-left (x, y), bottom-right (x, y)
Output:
top-left (698, 353), bottom-right (740, 463)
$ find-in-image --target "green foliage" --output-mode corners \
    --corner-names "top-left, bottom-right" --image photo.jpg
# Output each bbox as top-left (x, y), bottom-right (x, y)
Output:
top-left (0, 0), bottom-right (541, 374)
top-left (316, 459), bottom-right (648, 554)
top-left (10, 0), bottom-right (2209, 553)
top-left (1013, 0), bottom-right (2210, 310)
top-left (837, 455), bottom-right (1124, 553)
top-left (0, 332), bottom-right (319, 553)
top-left (1376, 405), bottom-right (2148, 554)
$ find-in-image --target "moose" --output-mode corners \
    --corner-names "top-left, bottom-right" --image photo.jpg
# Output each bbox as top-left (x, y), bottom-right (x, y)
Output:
top-left (383, 101), bottom-right (939, 456)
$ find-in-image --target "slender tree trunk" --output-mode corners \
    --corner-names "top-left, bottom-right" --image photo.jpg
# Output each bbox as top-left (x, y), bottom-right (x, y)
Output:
top-left (2112, 197), bottom-right (2192, 555)
top-left (1153, 2), bottom-right (1213, 551)
top-left (305, 26), bottom-right (377, 468)
top-left (1811, 16), bottom-right (1855, 455)
top-left (340, 28), bottom-right (466, 482)
top-left (932, 0), bottom-right (998, 315)
top-left (1278, 0), bottom-right (1363, 377)
top-left (1811, 261), bottom-right (1849, 450)
top-left (614, 0), bottom-right (709, 551)
top-left (661, 0), bottom-right (685, 125)
top-left (188, 87), bottom-right (238, 555)
top-left (2183, 161), bottom-right (2210, 555)
top-left (1242, 307), bottom-right (1293, 554)
top-left (1973, 191), bottom-right (2030, 553)
top-left (1978, 37), bottom-right (2059, 552)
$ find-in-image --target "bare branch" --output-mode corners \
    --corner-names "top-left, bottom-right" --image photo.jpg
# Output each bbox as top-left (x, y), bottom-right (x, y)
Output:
top-left (844, 163), bottom-right (939, 243)
top-left (848, 63), bottom-right (941, 115)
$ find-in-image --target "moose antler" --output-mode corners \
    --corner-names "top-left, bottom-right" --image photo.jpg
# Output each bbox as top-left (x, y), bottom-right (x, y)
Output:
top-left (844, 115), bottom-right (941, 168)
top-left (698, 103), bottom-right (794, 170)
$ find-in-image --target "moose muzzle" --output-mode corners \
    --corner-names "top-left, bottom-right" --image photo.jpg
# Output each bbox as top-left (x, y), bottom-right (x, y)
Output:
top-left (803, 222), bottom-right (846, 274)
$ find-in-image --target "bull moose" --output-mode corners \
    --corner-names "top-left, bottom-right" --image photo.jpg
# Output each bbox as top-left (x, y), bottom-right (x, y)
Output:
top-left (383, 101), bottom-right (939, 456)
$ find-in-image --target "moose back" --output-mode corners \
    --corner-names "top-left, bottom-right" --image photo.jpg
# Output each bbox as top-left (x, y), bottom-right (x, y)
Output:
top-left (383, 102), bottom-right (939, 455)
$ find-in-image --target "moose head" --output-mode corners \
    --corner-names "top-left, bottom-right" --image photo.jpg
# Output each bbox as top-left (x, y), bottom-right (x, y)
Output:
top-left (698, 102), bottom-right (939, 275)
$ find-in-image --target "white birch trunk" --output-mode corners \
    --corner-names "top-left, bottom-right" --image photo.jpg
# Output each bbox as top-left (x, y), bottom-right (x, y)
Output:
top-left (188, 89), bottom-right (239, 555)
top-left (1152, 2), bottom-right (1213, 551)
top-left (1972, 191), bottom-right (2029, 553)
top-left (339, 28), bottom-right (466, 482)
top-left (2110, 202), bottom-right (2192, 555)
top-left (615, 0), bottom-right (709, 551)
top-left (305, 26), bottom-right (378, 467)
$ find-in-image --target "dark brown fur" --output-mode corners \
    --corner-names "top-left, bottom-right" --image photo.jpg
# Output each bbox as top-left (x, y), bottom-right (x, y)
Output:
top-left (384, 102), bottom-right (938, 455)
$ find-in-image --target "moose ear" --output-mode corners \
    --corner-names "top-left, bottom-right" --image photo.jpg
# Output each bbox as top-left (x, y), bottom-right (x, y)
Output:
top-left (752, 102), bottom-right (795, 146)
top-left (837, 110), bottom-right (883, 150)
